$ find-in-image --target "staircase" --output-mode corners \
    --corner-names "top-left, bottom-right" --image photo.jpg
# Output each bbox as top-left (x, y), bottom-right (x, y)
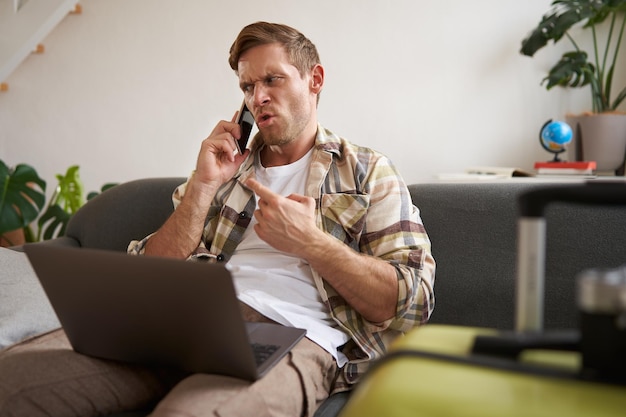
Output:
top-left (0, 0), bottom-right (80, 91)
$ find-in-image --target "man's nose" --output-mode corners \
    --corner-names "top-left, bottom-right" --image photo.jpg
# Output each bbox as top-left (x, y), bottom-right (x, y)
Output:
top-left (252, 84), bottom-right (270, 107)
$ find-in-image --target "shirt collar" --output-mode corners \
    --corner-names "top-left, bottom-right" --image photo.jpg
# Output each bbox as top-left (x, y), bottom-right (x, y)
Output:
top-left (248, 123), bottom-right (343, 156)
top-left (238, 123), bottom-right (343, 182)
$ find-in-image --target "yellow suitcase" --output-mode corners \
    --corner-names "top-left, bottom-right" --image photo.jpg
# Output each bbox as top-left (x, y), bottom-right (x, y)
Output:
top-left (340, 325), bottom-right (626, 417)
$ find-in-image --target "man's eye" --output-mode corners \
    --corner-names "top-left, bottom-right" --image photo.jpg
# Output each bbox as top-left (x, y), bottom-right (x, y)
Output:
top-left (266, 76), bottom-right (278, 84)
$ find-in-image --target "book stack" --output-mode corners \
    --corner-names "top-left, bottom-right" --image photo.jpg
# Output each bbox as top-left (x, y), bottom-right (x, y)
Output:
top-left (533, 161), bottom-right (596, 177)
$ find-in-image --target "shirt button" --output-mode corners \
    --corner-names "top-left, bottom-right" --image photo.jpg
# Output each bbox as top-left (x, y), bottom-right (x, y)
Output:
top-left (239, 211), bottom-right (247, 219)
top-left (216, 254), bottom-right (225, 262)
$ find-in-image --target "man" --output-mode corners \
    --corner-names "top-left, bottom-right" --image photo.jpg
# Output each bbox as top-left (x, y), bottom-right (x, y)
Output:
top-left (0, 22), bottom-right (434, 417)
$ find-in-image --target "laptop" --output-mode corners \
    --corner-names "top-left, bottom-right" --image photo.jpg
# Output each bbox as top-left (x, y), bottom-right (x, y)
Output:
top-left (24, 244), bottom-right (306, 381)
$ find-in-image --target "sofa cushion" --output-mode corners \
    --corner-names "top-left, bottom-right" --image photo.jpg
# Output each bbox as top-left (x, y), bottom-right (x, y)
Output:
top-left (0, 247), bottom-right (60, 350)
top-left (409, 181), bottom-right (626, 330)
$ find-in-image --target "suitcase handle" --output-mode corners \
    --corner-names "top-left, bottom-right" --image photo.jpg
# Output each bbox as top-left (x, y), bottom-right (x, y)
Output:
top-left (516, 181), bottom-right (626, 332)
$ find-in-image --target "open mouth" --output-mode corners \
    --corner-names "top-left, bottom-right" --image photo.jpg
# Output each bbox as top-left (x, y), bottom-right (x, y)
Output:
top-left (257, 113), bottom-right (273, 127)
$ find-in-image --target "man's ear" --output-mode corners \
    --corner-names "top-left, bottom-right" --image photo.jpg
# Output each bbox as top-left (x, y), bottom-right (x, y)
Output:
top-left (310, 64), bottom-right (324, 94)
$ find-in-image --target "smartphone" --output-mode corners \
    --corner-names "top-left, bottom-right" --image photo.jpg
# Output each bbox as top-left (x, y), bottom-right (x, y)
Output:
top-left (236, 101), bottom-right (254, 154)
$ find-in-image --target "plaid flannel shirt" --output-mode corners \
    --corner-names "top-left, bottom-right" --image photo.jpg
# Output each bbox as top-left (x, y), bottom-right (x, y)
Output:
top-left (128, 125), bottom-right (435, 390)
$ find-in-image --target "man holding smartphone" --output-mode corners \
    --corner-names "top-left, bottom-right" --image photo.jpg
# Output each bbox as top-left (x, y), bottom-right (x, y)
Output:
top-left (0, 22), bottom-right (435, 417)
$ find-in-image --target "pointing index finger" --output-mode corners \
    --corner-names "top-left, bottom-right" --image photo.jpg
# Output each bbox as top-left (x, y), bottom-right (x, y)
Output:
top-left (245, 178), bottom-right (275, 200)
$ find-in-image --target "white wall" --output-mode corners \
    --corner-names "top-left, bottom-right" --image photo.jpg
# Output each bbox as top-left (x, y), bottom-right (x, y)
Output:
top-left (1, 0), bottom-right (624, 195)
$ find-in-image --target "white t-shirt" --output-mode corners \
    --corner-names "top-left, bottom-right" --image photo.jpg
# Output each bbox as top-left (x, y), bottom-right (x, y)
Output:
top-left (227, 148), bottom-right (350, 366)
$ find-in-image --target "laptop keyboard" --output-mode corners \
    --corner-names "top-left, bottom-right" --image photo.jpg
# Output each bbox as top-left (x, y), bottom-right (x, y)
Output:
top-left (251, 343), bottom-right (280, 366)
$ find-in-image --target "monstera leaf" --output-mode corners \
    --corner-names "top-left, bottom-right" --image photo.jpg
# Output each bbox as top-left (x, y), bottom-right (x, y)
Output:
top-left (0, 161), bottom-right (46, 236)
top-left (520, 1), bottom-right (602, 57)
top-left (37, 204), bottom-right (71, 241)
top-left (542, 51), bottom-right (596, 89)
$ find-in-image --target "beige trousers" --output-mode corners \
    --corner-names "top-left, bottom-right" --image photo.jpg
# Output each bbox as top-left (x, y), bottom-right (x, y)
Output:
top-left (0, 315), bottom-right (338, 417)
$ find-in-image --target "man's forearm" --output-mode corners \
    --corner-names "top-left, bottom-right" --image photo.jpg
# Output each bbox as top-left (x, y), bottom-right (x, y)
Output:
top-left (303, 230), bottom-right (399, 323)
top-left (144, 179), bottom-right (217, 259)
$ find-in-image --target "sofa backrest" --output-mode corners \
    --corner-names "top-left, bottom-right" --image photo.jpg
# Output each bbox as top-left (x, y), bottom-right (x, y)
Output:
top-left (409, 181), bottom-right (626, 331)
top-left (66, 177), bottom-right (626, 332)
top-left (66, 177), bottom-right (185, 252)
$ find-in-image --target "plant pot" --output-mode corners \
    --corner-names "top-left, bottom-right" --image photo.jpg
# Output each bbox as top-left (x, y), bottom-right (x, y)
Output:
top-left (566, 113), bottom-right (626, 175)
top-left (0, 229), bottom-right (26, 248)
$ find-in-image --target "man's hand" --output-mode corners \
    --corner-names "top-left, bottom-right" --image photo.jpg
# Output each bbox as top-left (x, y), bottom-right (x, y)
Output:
top-left (193, 114), bottom-right (250, 197)
top-left (144, 114), bottom-right (250, 259)
top-left (245, 178), bottom-right (322, 256)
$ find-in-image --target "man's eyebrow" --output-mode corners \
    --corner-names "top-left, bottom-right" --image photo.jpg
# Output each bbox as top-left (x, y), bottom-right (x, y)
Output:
top-left (239, 72), bottom-right (278, 90)
top-left (239, 75), bottom-right (260, 89)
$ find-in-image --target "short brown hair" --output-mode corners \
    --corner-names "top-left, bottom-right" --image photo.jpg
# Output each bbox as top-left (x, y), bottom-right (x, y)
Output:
top-left (228, 22), bottom-right (320, 77)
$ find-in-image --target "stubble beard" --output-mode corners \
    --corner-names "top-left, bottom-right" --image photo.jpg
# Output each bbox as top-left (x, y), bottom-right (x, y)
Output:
top-left (261, 105), bottom-right (311, 148)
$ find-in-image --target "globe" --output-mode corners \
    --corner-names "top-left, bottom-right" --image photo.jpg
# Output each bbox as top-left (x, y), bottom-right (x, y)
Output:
top-left (539, 120), bottom-right (573, 160)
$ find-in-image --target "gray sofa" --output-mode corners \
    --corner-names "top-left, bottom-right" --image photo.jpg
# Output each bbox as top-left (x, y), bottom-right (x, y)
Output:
top-left (9, 177), bottom-right (626, 416)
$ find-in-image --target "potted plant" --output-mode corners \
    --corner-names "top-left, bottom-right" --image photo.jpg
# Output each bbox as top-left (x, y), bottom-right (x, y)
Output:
top-left (0, 161), bottom-right (116, 246)
top-left (521, 0), bottom-right (626, 173)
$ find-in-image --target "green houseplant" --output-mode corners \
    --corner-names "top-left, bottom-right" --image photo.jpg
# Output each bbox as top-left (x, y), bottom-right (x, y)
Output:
top-left (0, 161), bottom-right (115, 246)
top-left (35, 165), bottom-right (85, 241)
top-left (521, 0), bottom-right (626, 112)
top-left (521, 0), bottom-right (626, 172)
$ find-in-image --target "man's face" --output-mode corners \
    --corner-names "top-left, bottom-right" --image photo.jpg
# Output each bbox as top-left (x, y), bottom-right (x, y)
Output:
top-left (237, 43), bottom-right (318, 147)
